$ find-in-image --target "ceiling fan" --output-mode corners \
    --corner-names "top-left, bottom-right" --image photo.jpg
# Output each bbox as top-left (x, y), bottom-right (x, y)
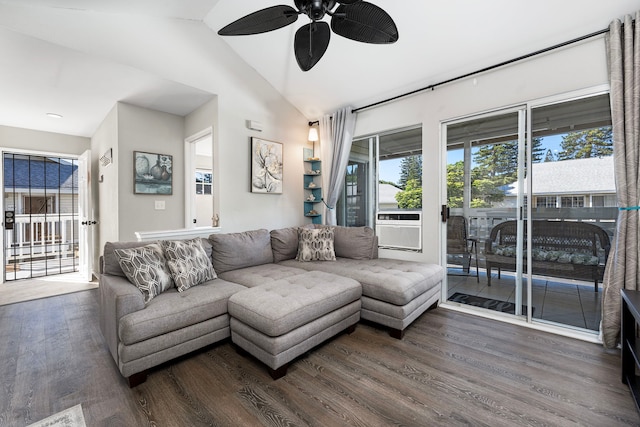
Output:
top-left (217, 0), bottom-right (399, 71)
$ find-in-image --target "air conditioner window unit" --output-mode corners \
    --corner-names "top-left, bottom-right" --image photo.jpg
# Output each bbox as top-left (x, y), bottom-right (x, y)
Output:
top-left (376, 210), bottom-right (422, 251)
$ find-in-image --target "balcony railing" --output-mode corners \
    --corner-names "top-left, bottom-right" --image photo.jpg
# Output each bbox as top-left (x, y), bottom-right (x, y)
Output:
top-left (4, 213), bottom-right (78, 264)
top-left (452, 207), bottom-right (617, 244)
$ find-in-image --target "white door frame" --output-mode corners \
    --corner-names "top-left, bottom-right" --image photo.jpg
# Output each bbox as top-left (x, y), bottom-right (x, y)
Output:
top-left (0, 147), bottom-right (90, 283)
top-left (184, 127), bottom-right (213, 229)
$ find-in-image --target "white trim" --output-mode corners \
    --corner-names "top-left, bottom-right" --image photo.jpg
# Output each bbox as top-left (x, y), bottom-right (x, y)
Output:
top-left (135, 226), bottom-right (221, 242)
top-left (184, 127), bottom-right (213, 229)
top-left (527, 83), bottom-right (611, 109)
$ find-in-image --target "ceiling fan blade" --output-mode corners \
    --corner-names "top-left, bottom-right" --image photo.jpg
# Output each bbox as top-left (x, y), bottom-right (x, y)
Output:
top-left (218, 5), bottom-right (299, 36)
top-left (294, 22), bottom-right (331, 72)
top-left (331, 2), bottom-right (399, 44)
top-left (336, 0), bottom-right (362, 4)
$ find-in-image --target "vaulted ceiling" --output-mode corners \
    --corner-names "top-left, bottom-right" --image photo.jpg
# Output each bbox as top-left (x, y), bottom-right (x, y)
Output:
top-left (0, 0), bottom-right (637, 137)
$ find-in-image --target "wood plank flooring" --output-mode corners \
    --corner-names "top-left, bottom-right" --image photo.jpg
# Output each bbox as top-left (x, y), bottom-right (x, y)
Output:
top-left (0, 289), bottom-right (638, 426)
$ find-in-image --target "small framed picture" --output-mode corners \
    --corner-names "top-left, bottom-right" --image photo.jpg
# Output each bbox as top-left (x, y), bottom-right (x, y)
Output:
top-left (133, 151), bottom-right (173, 195)
top-left (251, 138), bottom-right (283, 194)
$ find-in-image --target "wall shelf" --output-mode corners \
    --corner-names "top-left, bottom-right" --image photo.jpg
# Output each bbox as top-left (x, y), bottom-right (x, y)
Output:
top-left (303, 157), bottom-right (322, 225)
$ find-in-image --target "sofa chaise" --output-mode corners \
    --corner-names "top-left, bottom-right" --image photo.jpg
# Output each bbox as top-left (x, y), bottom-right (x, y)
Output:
top-left (99, 225), bottom-right (443, 385)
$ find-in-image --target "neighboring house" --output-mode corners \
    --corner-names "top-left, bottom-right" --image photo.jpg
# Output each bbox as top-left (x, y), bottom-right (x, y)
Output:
top-left (378, 183), bottom-right (401, 210)
top-left (502, 156), bottom-right (616, 208)
top-left (3, 155), bottom-right (78, 252)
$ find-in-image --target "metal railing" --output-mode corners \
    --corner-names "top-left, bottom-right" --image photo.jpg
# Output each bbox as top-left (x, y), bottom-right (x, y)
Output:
top-left (452, 207), bottom-right (617, 242)
top-left (4, 214), bottom-right (78, 264)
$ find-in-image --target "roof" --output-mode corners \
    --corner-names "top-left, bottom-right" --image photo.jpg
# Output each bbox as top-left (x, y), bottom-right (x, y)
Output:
top-left (506, 156), bottom-right (615, 195)
top-left (379, 183), bottom-right (401, 204)
top-left (4, 157), bottom-right (78, 190)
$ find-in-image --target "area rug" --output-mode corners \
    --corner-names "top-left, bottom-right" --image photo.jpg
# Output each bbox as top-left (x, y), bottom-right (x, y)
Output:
top-left (27, 404), bottom-right (86, 427)
top-left (448, 292), bottom-right (533, 315)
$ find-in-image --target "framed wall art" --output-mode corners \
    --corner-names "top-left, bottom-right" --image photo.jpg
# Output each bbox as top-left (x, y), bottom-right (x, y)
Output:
top-left (251, 137), bottom-right (283, 194)
top-left (134, 151), bottom-right (173, 195)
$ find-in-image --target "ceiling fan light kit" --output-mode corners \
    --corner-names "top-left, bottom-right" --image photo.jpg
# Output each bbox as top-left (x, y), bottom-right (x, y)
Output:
top-left (218, 0), bottom-right (399, 71)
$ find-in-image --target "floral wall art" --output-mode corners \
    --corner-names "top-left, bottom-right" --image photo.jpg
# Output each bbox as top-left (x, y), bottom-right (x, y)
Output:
top-left (134, 151), bottom-right (173, 194)
top-left (251, 138), bottom-right (283, 194)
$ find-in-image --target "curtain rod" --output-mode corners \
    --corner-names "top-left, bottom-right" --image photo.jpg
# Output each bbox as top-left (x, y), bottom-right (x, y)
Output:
top-left (352, 27), bottom-right (611, 113)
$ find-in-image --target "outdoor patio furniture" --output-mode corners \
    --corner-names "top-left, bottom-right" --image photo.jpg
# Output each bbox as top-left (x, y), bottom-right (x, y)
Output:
top-left (447, 215), bottom-right (479, 282)
top-left (484, 220), bottom-right (611, 292)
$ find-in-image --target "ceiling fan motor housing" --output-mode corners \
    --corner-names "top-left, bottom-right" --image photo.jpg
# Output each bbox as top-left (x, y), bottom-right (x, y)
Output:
top-left (295, 0), bottom-right (336, 21)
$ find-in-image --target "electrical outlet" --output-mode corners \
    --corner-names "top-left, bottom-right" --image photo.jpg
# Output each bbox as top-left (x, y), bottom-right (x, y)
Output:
top-left (154, 200), bottom-right (165, 210)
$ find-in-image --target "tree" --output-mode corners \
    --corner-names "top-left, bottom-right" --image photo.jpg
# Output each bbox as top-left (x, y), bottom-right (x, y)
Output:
top-left (398, 155), bottom-right (422, 189)
top-left (557, 127), bottom-right (613, 160)
top-left (544, 149), bottom-right (556, 162)
top-left (530, 137), bottom-right (545, 164)
top-left (395, 179), bottom-right (422, 209)
top-left (447, 161), bottom-right (464, 208)
top-left (466, 138), bottom-right (544, 207)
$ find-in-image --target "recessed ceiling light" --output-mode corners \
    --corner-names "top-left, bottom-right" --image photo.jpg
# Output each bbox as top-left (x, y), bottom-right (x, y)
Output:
top-left (46, 113), bottom-right (63, 119)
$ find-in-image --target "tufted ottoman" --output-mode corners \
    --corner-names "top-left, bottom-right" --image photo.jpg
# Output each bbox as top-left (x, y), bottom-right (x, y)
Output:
top-left (228, 270), bottom-right (361, 379)
top-left (279, 258), bottom-right (444, 339)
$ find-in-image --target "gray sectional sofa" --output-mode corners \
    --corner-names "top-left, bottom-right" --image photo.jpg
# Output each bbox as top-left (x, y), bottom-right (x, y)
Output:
top-left (99, 225), bottom-right (443, 386)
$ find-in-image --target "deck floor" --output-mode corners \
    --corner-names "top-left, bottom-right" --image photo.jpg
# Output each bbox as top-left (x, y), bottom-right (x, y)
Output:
top-left (447, 266), bottom-right (601, 331)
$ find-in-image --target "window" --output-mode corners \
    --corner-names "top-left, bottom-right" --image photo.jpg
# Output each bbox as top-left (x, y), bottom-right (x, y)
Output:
top-left (535, 196), bottom-right (557, 208)
top-left (195, 170), bottom-right (212, 195)
top-left (560, 196), bottom-right (585, 208)
top-left (337, 126), bottom-right (422, 228)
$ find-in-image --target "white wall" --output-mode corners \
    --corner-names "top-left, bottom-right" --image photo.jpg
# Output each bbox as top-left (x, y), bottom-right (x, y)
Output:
top-left (0, 125), bottom-right (90, 154)
top-left (93, 91), bottom-right (310, 246)
top-left (116, 103), bottom-right (185, 241)
top-left (354, 37), bottom-right (610, 264)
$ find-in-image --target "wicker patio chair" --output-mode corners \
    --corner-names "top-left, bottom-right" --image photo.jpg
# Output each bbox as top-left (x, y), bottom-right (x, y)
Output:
top-left (447, 215), bottom-right (479, 281)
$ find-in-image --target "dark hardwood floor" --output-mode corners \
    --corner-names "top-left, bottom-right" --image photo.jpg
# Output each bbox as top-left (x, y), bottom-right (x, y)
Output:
top-left (0, 288), bottom-right (638, 426)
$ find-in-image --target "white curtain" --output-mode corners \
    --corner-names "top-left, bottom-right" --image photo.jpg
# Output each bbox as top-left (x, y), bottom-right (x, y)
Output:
top-left (601, 11), bottom-right (640, 349)
top-left (319, 107), bottom-right (357, 225)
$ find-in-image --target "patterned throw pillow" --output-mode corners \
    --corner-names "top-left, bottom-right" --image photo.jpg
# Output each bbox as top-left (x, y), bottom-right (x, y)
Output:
top-left (162, 238), bottom-right (217, 292)
top-left (296, 227), bottom-right (336, 262)
top-left (114, 243), bottom-right (174, 303)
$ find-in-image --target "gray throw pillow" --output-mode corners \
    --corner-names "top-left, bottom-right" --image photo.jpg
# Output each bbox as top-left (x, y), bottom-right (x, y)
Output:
top-left (114, 243), bottom-right (174, 303)
top-left (162, 238), bottom-right (217, 292)
top-left (296, 227), bottom-right (336, 262)
top-left (271, 225), bottom-right (314, 263)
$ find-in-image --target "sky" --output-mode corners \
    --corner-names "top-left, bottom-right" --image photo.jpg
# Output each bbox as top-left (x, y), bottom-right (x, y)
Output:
top-left (378, 135), bottom-right (564, 185)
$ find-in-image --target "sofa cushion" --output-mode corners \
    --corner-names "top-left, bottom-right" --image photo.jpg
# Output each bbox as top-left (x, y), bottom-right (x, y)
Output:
top-left (333, 226), bottom-right (376, 260)
top-left (279, 258), bottom-right (444, 306)
top-left (270, 225), bottom-right (313, 263)
top-left (162, 238), bottom-right (217, 292)
top-left (218, 264), bottom-right (307, 288)
top-left (114, 243), bottom-right (174, 303)
top-left (118, 279), bottom-right (246, 345)
top-left (296, 227), bottom-right (336, 262)
top-left (210, 229), bottom-right (274, 274)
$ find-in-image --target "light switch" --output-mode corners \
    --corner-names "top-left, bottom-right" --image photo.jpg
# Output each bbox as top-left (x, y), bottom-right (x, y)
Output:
top-left (155, 200), bottom-right (165, 210)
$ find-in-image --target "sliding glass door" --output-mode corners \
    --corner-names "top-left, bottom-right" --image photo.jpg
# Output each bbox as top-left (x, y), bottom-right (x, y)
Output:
top-left (527, 93), bottom-right (614, 330)
top-left (443, 89), bottom-right (614, 333)
top-left (444, 107), bottom-right (528, 318)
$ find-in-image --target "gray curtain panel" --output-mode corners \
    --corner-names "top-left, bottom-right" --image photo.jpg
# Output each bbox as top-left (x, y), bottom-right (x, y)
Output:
top-left (601, 11), bottom-right (640, 349)
top-left (319, 107), bottom-right (357, 225)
